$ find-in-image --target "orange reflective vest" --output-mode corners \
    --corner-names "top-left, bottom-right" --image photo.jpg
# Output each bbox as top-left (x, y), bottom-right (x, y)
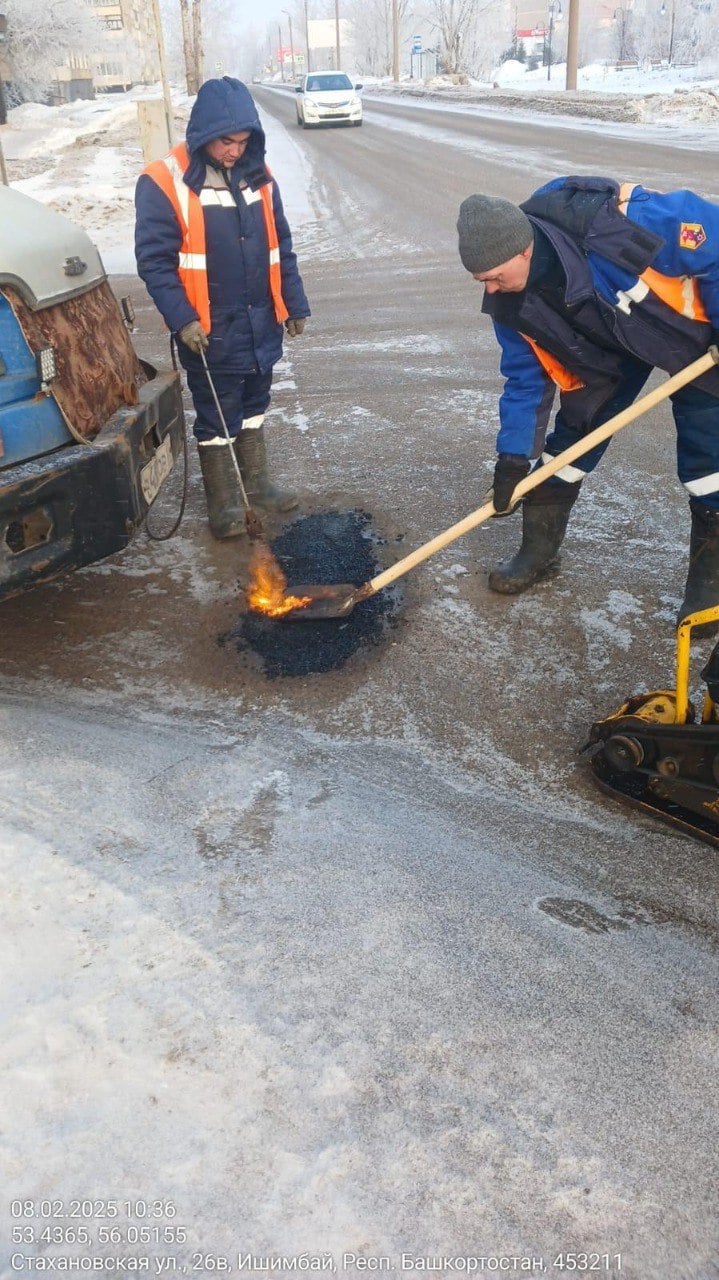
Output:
top-left (143, 142), bottom-right (289, 333)
top-left (520, 335), bottom-right (586, 391)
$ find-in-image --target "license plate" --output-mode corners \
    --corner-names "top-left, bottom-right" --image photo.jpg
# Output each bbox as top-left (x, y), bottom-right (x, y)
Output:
top-left (140, 434), bottom-right (174, 505)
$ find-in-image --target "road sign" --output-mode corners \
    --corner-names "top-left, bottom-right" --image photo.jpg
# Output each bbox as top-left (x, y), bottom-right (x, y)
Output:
top-left (412, 37), bottom-right (422, 53)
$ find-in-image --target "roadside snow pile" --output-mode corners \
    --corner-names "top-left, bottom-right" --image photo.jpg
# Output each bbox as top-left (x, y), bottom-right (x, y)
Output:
top-left (635, 87), bottom-right (719, 122)
top-left (4, 97), bottom-right (141, 160)
top-left (366, 60), bottom-right (719, 125)
top-left (492, 59), bottom-right (528, 86)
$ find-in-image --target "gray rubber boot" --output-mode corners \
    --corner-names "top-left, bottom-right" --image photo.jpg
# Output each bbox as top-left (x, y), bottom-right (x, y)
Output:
top-left (677, 497), bottom-right (719, 633)
top-left (488, 482), bottom-right (581, 595)
top-left (234, 427), bottom-right (298, 512)
top-left (197, 442), bottom-right (246, 539)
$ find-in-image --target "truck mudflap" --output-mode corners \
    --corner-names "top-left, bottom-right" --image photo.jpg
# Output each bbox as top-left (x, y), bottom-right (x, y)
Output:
top-left (0, 369), bottom-right (185, 601)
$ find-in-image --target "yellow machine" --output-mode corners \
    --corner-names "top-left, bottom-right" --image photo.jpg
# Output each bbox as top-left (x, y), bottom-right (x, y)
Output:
top-left (587, 606), bottom-right (719, 846)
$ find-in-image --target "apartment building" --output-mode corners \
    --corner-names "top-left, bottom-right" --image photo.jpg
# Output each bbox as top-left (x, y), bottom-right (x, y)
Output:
top-left (55, 0), bottom-right (157, 101)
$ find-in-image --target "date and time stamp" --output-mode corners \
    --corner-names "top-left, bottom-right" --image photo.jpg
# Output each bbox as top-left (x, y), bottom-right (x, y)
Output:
top-left (2, 1202), bottom-right (624, 1277)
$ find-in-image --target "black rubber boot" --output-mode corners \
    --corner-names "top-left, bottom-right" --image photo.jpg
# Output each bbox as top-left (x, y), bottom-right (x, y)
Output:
top-left (678, 498), bottom-right (719, 633)
top-left (197, 443), bottom-right (246, 539)
top-left (488, 482), bottom-right (581, 595)
top-left (234, 427), bottom-right (298, 512)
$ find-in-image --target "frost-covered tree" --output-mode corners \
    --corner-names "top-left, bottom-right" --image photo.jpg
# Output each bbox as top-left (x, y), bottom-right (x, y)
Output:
top-left (3, 0), bottom-right (101, 101)
top-left (420, 0), bottom-right (510, 77)
top-left (343, 0), bottom-right (411, 77)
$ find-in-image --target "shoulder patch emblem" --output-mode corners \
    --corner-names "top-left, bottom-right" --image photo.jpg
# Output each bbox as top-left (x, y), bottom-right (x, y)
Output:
top-left (679, 222), bottom-right (707, 250)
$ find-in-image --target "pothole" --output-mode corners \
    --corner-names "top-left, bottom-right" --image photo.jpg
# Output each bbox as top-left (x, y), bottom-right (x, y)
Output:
top-left (224, 509), bottom-right (403, 678)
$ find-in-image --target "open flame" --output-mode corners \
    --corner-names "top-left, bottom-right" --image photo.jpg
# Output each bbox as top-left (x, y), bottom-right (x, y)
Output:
top-left (245, 542), bottom-right (313, 618)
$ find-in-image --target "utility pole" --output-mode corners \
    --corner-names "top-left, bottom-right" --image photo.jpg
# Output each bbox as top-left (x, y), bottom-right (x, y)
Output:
top-left (392, 0), bottom-right (399, 81)
top-left (149, 0), bottom-right (175, 147)
top-left (278, 23), bottom-right (285, 80)
top-left (283, 10), bottom-right (296, 81)
top-left (0, 9), bottom-right (8, 130)
top-left (304, 0), bottom-right (311, 73)
top-left (334, 0), bottom-right (341, 69)
top-left (565, 0), bottom-right (579, 88)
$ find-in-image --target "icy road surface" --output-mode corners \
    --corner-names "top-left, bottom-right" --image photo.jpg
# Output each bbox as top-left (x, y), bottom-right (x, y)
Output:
top-left (0, 87), bottom-right (717, 1278)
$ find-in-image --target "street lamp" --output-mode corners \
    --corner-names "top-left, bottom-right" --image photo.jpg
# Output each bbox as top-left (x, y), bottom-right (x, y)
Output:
top-left (546, 0), bottom-right (562, 80)
top-left (612, 5), bottom-right (633, 63)
top-left (660, 0), bottom-right (676, 64)
top-left (282, 9), bottom-right (296, 81)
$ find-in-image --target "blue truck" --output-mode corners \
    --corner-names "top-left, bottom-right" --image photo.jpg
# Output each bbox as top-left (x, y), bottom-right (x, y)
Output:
top-left (0, 186), bottom-right (185, 600)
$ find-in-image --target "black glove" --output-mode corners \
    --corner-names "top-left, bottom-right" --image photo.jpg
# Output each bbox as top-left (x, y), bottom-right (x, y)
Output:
top-left (491, 453), bottom-right (531, 515)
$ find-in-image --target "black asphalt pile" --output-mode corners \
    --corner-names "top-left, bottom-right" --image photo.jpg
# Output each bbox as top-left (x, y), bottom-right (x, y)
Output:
top-left (232, 511), bottom-right (402, 678)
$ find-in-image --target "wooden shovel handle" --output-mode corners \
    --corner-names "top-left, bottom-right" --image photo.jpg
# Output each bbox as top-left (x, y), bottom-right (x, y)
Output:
top-left (366, 348), bottom-right (719, 597)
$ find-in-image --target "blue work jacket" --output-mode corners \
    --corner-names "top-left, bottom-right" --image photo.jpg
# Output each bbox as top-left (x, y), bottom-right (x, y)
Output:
top-left (483, 177), bottom-right (719, 456)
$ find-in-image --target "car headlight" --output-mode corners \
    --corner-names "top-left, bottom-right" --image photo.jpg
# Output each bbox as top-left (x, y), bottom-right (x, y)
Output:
top-left (304, 96), bottom-right (317, 107)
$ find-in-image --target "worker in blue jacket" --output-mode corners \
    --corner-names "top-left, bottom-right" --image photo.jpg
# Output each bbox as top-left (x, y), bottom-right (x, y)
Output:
top-left (456, 178), bottom-right (719, 623)
top-left (135, 77), bottom-right (310, 538)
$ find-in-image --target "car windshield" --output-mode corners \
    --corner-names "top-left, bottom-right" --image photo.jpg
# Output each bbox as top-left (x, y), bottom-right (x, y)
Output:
top-left (306, 75), bottom-right (352, 91)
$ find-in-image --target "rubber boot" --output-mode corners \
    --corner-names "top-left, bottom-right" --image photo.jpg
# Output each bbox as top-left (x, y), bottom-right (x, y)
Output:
top-left (234, 426), bottom-right (298, 512)
top-left (488, 482), bottom-right (581, 595)
top-left (677, 497), bottom-right (719, 634)
top-left (197, 442), bottom-right (246, 539)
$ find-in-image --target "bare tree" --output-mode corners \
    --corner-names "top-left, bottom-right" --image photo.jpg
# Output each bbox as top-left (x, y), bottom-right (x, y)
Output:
top-left (2, 0), bottom-right (100, 101)
top-left (346, 0), bottom-right (411, 77)
top-left (177, 0), bottom-right (203, 94)
top-left (427, 0), bottom-right (499, 74)
top-left (191, 0), bottom-right (203, 89)
top-left (179, 0), bottom-right (197, 93)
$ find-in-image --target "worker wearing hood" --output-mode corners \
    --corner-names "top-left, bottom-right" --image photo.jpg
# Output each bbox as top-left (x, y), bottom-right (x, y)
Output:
top-left (135, 77), bottom-right (310, 539)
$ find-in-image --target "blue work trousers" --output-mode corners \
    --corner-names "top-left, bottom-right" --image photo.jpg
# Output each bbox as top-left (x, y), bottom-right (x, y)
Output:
top-left (184, 364), bottom-right (273, 443)
top-left (543, 357), bottom-right (719, 510)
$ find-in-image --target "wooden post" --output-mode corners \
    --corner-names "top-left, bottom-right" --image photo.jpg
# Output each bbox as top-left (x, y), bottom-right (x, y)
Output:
top-left (392, 0), bottom-right (399, 81)
top-left (335, 0), bottom-right (341, 69)
top-left (565, 0), bottom-right (580, 89)
top-left (149, 0), bottom-right (175, 145)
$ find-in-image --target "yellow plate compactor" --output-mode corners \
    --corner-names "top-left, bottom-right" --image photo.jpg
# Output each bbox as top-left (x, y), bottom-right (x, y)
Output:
top-left (587, 606), bottom-right (719, 847)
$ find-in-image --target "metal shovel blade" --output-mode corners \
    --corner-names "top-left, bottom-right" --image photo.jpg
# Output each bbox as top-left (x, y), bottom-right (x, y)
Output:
top-left (280, 583), bottom-right (361, 622)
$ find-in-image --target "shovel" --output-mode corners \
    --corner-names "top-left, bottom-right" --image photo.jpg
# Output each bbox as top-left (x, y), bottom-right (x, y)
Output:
top-left (281, 347), bottom-right (719, 621)
top-left (199, 349), bottom-right (264, 541)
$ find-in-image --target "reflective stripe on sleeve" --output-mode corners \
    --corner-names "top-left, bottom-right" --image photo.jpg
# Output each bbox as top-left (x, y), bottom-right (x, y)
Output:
top-left (615, 279), bottom-right (650, 314)
top-left (540, 452), bottom-right (587, 483)
top-left (179, 252), bottom-right (207, 269)
top-left (685, 472), bottom-right (719, 497)
top-left (269, 248), bottom-right (280, 266)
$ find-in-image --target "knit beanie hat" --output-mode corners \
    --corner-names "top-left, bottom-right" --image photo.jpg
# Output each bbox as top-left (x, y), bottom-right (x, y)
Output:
top-left (457, 194), bottom-right (533, 274)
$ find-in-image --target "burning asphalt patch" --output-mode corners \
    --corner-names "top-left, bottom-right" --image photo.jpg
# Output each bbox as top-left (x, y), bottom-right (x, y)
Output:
top-left (228, 510), bottom-right (402, 678)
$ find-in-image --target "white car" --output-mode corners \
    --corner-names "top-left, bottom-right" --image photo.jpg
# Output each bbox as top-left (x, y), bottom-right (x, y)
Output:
top-left (295, 71), bottom-right (363, 128)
